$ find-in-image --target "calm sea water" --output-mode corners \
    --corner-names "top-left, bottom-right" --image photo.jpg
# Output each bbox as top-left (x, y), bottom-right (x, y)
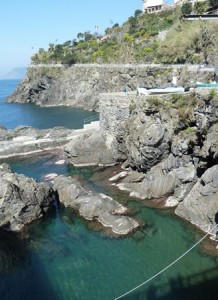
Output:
top-left (0, 80), bottom-right (218, 300)
top-left (0, 79), bottom-right (97, 129)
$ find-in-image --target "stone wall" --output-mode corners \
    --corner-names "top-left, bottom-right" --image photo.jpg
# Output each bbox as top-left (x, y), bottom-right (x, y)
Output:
top-left (99, 92), bottom-right (132, 160)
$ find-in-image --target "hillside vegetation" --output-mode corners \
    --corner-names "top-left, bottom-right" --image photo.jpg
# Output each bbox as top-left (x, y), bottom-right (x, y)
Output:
top-left (31, 6), bottom-right (218, 66)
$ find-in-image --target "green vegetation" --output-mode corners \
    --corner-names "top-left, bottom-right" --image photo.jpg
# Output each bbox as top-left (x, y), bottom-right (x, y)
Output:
top-left (184, 126), bottom-right (196, 134)
top-left (208, 89), bottom-right (217, 99)
top-left (129, 100), bottom-right (137, 113)
top-left (31, 2), bottom-right (218, 65)
top-left (144, 92), bottom-right (197, 127)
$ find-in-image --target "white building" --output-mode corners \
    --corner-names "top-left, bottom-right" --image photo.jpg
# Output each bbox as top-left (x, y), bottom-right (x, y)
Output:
top-left (142, 0), bottom-right (173, 14)
top-left (174, 0), bottom-right (205, 5)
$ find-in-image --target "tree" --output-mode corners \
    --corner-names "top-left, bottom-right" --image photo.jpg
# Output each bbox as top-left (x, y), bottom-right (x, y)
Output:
top-left (112, 23), bottom-right (119, 28)
top-left (72, 39), bottom-right (78, 47)
top-left (31, 54), bottom-right (39, 64)
top-left (194, 1), bottom-right (208, 14)
top-left (48, 43), bottom-right (54, 52)
top-left (84, 31), bottom-right (93, 41)
top-left (134, 9), bottom-right (142, 17)
top-left (63, 40), bottom-right (71, 47)
top-left (181, 2), bottom-right (192, 15)
top-left (77, 32), bottom-right (84, 40)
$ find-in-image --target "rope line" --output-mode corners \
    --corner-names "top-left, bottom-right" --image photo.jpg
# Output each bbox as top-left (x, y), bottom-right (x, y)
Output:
top-left (114, 224), bottom-right (217, 300)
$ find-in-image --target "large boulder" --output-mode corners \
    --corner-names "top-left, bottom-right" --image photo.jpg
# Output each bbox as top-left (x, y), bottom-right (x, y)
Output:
top-left (53, 175), bottom-right (139, 235)
top-left (175, 165), bottom-right (218, 234)
top-left (64, 129), bottom-right (115, 167)
top-left (0, 164), bottom-right (56, 231)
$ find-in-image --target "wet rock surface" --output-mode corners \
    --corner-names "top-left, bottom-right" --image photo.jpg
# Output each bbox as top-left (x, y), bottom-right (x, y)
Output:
top-left (0, 164), bottom-right (55, 231)
top-left (0, 126), bottom-right (75, 159)
top-left (53, 175), bottom-right (139, 235)
top-left (64, 129), bottom-right (116, 167)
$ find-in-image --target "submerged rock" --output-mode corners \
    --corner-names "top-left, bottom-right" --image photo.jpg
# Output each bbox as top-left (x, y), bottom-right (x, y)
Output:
top-left (53, 175), bottom-right (139, 235)
top-left (0, 164), bottom-right (56, 231)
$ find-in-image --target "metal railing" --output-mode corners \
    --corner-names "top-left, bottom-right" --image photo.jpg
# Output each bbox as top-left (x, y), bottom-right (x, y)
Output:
top-left (83, 113), bottom-right (99, 124)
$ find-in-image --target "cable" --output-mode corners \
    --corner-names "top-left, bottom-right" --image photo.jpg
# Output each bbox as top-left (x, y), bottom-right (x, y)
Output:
top-left (114, 224), bottom-right (217, 300)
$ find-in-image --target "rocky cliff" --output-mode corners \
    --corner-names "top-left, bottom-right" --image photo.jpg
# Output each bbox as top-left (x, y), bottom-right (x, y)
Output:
top-left (66, 88), bottom-right (218, 235)
top-left (7, 64), bottom-right (214, 111)
top-left (5, 63), bottom-right (218, 236)
top-left (113, 89), bottom-right (218, 234)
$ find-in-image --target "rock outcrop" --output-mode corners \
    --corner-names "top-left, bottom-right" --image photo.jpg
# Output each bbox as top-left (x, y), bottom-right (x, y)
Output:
top-left (100, 89), bottom-right (218, 234)
top-left (53, 175), bottom-right (139, 235)
top-left (0, 164), bottom-right (55, 231)
top-left (64, 129), bottom-right (115, 167)
top-left (0, 125), bottom-right (88, 159)
top-left (7, 64), bottom-right (213, 110)
top-left (175, 165), bottom-right (218, 234)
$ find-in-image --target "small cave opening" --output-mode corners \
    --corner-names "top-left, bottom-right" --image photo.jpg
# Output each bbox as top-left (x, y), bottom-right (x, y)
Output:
top-left (215, 212), bottom-right (218, 225)
top-left (196, 154), bottom-right (218, 178)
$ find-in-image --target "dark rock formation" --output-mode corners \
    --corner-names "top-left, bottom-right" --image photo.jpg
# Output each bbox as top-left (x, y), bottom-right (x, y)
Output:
top-left (64, 129), bottom-right (115, 167)
top-left (0, 164), bottom-right (55, 231)
top-left (175, 165), bottom-right (218, 235)
top-left (104, 89), bottom-right (218, 234)
top-left (53, 175), bottom-right (139, 235)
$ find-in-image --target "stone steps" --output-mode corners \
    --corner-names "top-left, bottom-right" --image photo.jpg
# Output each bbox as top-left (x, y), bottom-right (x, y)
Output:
top-left (83, 121), bottom-right (100, 130)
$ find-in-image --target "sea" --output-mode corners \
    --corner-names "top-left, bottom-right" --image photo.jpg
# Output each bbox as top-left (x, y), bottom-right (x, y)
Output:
top-left (0, 79), bottom-right (218, 300)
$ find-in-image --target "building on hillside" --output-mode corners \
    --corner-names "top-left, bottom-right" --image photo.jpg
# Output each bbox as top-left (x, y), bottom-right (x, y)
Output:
top-left (142, 0), bottom-right (172, 14)
top-left (174, 0), bottom-right (206, 6)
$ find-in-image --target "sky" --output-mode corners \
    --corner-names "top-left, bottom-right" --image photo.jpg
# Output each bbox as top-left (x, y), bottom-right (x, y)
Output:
top-left (0, 0), bottom-right (173, 77)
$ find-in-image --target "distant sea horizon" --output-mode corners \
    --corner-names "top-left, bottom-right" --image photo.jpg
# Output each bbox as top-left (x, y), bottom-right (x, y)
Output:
top-left (0, 67), bottom-right (26, 80)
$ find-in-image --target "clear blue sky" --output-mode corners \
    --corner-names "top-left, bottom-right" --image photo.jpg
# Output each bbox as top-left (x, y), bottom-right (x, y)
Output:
top-left (0, 0), bottom-right (173, 77)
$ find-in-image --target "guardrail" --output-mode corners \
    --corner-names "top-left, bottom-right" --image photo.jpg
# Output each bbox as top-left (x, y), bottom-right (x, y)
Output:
top-left (83, 114), bottom-right (99, 124)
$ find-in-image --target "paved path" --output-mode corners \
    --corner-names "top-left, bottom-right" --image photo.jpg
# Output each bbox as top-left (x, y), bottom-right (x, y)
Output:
top-left (29, 63), bottom-right (215, 71)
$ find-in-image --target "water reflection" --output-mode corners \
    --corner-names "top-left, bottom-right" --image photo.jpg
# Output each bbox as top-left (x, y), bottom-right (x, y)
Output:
top-left (0, 230), bottom-right (29, 274)
top-left (124, 267), bottom-right (218, 300)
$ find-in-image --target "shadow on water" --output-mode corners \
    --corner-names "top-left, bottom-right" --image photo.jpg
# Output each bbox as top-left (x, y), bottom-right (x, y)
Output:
top-left (0, 228), bottom-right (60, 300)
top-left (123, 267), bottom-right (218, 300)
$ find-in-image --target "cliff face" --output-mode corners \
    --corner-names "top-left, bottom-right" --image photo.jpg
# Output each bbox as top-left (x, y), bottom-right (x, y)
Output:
top-left (7, 64), bottom-right (214, 111)
top-left (98, 89), bottom-right (218, 234)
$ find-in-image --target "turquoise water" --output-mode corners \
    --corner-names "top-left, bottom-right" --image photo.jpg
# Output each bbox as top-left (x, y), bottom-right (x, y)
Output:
top-left (0, 80), bottom-right (218, 300)
top-left (0, 79), bottom-right (97, 129)
top-left (3, 154), bottom-right (217, 300)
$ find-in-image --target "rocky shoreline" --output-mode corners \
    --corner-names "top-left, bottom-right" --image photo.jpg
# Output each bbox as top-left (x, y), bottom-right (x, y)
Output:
top-left (60, 87), bottom-right (218, 237)
top-left (1, 64), bottom-right (218, 239)
top-left (0, 162), bottom-right (139, 235)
